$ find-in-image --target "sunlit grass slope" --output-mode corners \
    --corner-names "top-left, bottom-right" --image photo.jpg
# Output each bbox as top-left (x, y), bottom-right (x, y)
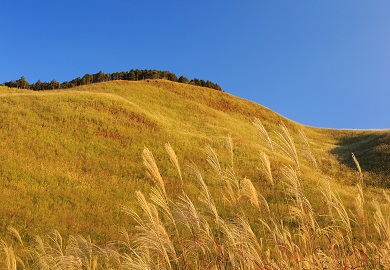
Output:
top-left (0, 80), bottom-right (388, 245)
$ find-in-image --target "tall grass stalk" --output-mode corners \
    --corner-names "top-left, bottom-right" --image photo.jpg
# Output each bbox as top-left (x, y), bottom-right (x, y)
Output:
top-left (226, 134), bottom-right (234, 169)
top-left (137, 146), bottom-right (189, 269)
top-left (252, 118), bottom-right (274, 155)
top-left (123, 191), bottom-right (177, 269)
top-left (281, 166), bottom-right (319, 257)
top-left (274, 123), bottom-right (300, 170)
top-left (143, 147), bottom-right (166, 197)
top-left (165, 142), bottom-right (183, 186)
top-left (0, 241), bottom-right (18, 270)
top-left (352, 152), bottom-right (364, 185)
top-left (240, 178), bottom-right (260, 209)
top-left (206, 144), bottom-right (222, 180)
top-left (354, 183), bottom-right (367, 241)
top-left (373, 200), bottom-right (390, 241)
top-left (222, 168), bottom-right (239, 209)
top-left (330, 191), bottom-right (354, 250)
top-left (188, 163), bottom-right (220, 222)
top-left (259, 151), bottom-right (274, 186)
top-left (299, 128), bottom-right (317, 169)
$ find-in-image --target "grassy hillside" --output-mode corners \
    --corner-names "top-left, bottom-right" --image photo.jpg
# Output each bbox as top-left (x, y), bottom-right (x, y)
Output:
top-left (0, 80), bottom-right (389, 268)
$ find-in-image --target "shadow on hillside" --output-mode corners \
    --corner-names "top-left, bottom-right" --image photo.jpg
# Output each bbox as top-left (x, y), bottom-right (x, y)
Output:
top-left (330, 133), bottom-right (390, 187)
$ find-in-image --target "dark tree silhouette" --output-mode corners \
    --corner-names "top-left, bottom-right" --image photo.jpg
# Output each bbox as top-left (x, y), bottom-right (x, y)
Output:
top-left (3, 69), bottom-right (223, 91)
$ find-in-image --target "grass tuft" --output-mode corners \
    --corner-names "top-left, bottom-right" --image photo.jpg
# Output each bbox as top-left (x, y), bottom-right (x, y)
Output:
top-left (274, 123), bottom-right (300, 170)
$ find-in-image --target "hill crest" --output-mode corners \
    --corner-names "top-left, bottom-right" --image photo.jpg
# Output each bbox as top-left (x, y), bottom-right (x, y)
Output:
top-left (0, 79), bottom-right (389, 241)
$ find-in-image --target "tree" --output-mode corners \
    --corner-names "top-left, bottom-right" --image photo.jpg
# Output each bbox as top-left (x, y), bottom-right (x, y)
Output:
top-left (111, 72), bottom-right (119, 80)
top-left (151, 70), bottom-right (159, 79)
top-left (16, 76), bottom-right (29, 89)
top-left (168, 73), bottom-right (178, 82)
top-left (73, 77), bottom-right (82, 86)
top-left (178, 76), bottom-right (189, 84)
top-left (49, 79), bottom-right (60, 89)
top-left (191, 78), bottom-right (200, 86)
top-left (34, 80), bottom-right (43, 90)
top-left (82, 74), bottom-right (93, 84)
top-left (4, 80), bottom-right (17, 88)
top-left (94, 71), bottom-right (105, 83)
top-left (159, 71), bottom-right (170, 79)
top-left (128, 70), bottom-right (136, 81)
top-left (61, 81), bottom-right (70, 89)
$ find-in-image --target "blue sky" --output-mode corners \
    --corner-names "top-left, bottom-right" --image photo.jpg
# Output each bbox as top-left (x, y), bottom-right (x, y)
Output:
top-left (1, 1), bottom-right (389, 129)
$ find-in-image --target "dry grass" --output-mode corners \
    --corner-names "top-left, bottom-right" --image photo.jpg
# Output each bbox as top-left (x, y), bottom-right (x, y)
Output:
top-left (274, 123), bottom-right (300, 170)
top-left (252, 118), bottom-right (274, 155)
top-left (352, 152), bottom-right (364, 185)
top-left (299, 128), bottom-right (318, 169)
top-left (0, 82), bottom-right (389, 269)
top-left (1, 138), bottom-right (389, 269)
top-left (259, 151), bottom-right (274, 186)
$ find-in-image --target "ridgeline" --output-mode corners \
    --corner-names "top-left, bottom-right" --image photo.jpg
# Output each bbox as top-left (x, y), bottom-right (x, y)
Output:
top-left (2, 69), bottom-right (222, 91)
top-left (0, 79), bottom-right (389, 268)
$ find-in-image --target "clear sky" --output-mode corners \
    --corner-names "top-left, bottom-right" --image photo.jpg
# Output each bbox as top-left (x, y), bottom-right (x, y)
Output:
top-left (1, 1), bottom-right (389, 129)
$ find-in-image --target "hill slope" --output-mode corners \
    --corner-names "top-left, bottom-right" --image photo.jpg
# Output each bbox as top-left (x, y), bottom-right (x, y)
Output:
top-left (0, 80), bottom-right (389, 245)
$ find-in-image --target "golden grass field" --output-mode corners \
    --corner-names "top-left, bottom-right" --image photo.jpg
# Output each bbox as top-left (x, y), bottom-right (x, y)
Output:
top-left (0, 80), bottom-right (389, 269)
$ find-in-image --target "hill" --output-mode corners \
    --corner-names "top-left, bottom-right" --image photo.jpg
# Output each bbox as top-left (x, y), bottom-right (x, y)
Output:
top-left (0, 80), bottom-right (389, 268)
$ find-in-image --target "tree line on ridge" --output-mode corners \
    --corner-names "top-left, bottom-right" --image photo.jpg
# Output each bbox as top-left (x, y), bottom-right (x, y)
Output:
top-left (2, 69), bottom-right (223, 91)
